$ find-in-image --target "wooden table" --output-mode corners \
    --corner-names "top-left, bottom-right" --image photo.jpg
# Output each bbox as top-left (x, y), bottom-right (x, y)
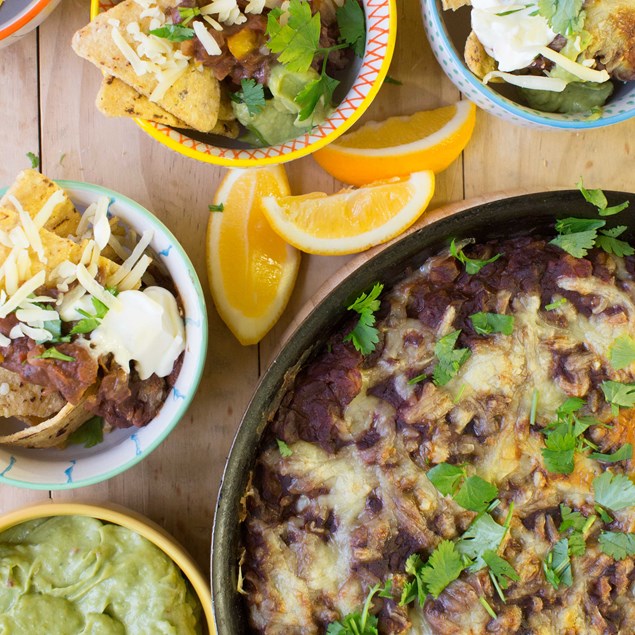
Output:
top-left (1, 0), bottom-right (634, 579)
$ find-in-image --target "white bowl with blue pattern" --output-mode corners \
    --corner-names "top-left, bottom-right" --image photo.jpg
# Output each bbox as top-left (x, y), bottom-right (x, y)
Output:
top-left (420, 0), bottom-right (635, 129)
top-left (0, 181), bottom-right (207, 489)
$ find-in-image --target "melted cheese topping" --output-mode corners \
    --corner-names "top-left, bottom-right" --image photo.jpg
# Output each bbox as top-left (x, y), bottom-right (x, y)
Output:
top-left (243, 239), bottom-right (635, 634)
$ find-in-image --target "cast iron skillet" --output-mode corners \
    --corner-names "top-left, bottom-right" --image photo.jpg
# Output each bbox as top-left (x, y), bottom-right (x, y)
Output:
top-left (211, 189), bottom-right (635, 634)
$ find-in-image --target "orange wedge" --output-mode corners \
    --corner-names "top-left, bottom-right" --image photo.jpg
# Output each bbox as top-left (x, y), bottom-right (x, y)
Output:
top-left (313, 101), bottom-right (476, 186)
top-left (261, 171), bottom-right (435, 256)
top-left (206, 166), bottom-right (301, 346)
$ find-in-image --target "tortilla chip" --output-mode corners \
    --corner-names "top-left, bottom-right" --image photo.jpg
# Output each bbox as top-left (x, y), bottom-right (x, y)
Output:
top-left (97, 76), bottom-right (240, 138)
top-left (0, 388), bottom-right (96, 448)
top-left (0, 368), bottom-right (65, 419)
top-left (0, 205), bottom-right (122, 291)
top-left (0, 170), bottom-right (81, 238)
top-left (72, 0), bottom-right (221, 132)
top-left (442, 0), bottom-right (471, 9)
top-left (464, 31), bottom-right (498, 80)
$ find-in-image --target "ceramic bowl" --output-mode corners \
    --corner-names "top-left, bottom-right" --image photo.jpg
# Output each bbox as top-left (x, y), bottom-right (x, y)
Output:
top-left (0, 502), bottom-right (215, 634)
top-left (0, 0), bottom-right (62, 48)
top-left (420, 0), bottom-right (635, 130)
top-left (90, 0), bottom-right (396, 167)
top-left (0, 180), bottom-right (207, 490)
top-left (210, 188), bottom-right (635, 632)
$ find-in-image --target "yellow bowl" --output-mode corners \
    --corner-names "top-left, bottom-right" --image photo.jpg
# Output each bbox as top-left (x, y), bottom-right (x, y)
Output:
top-left (0, 502), bottom-right (215, 634)
top-left (89, 0), bottom-right (397, 167)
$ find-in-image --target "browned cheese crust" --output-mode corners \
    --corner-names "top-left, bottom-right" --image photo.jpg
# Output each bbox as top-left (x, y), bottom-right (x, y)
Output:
top-left (241, 236), bottom-right (635, 634)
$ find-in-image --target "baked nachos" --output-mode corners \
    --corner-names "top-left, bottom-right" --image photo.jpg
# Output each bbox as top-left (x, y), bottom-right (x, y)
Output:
top-left (240, 187), bottom-right (635, 633)
top-left (72, 0), bottom-right (367, 146)
top-left (0, 170), bottom-right (185, 449)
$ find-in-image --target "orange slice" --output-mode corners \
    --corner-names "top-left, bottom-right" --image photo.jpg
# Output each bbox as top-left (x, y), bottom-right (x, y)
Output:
top-left (206, 166), bottom-right (301, 346)
top-left (261, 171), bottom-right (435, 256)
top-left (313, 101), bottom-right (476, 186)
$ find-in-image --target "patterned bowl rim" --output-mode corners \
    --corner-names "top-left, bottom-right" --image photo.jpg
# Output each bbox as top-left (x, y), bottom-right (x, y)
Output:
top-left (422, 0), bottom-right (635, 129)
top-left (0, 0), bottom-right (58, 39)
top-left (0, 502), bottom-right (216, 633)
top-left (91, 0), bottom-right (397, 166)
top-left (0, 180), bottom-right (208, 490)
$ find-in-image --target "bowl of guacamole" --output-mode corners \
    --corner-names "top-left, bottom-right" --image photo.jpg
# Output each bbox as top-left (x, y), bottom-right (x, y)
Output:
top-left (0, 503), bottom-right (214, 635)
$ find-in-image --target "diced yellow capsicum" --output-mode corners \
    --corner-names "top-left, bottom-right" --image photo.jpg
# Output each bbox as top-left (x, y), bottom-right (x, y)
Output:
top-left (227, 29), bottom-right (260, 60)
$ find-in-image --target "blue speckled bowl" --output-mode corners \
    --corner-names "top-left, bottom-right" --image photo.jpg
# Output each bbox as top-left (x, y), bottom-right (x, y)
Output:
top-left (0, 181), bottom-right (207, 489)
top-left (420, 0), bottom-right (635, 130)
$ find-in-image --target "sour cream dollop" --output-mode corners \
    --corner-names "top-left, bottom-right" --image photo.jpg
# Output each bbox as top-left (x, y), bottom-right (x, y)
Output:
top-left (90, 287), bottom-right (185, 380)
top-left (471, 0), bottom-right (556, 72)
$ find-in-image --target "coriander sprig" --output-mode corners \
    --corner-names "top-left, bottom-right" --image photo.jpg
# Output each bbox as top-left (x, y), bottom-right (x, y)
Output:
top-left (450, 239), bottom-right (501, 275)
top-left (266, 0), bottom-right (365, 121)
top-left (344, 283), bottom-right (383, 356)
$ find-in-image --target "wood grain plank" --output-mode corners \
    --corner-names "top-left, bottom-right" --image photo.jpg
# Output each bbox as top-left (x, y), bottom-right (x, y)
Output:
top-left (37, 0), bottom-right (259, 573)
top-left (0, 30), bottom-right (51, 511)
top-left (464, 111), bottom-right (635, 196)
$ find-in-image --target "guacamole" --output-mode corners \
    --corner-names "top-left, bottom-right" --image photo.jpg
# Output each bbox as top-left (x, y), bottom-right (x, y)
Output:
top-left (0, 516), bottom-right (201, 635)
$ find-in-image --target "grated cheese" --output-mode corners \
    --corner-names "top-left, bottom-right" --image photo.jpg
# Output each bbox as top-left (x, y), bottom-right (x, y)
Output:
top-left (0, 230), bottom-right (12, 248)
top-left (7, 194), bottom-right (46, 264)
top-left (0, 335), bottom-right (9, 348)
top-left (200, 0), bottom-right (247, 26)
top-left (202, 15), bottom-right (223, 30)
top-left (0, 270), bottom-right (46, 319)
top-left (16, 306), bottom-right (59, 324)
top-left (112, 27), bottom-right (149, 76)
top-left (16, 249), bottom-right (31, 282)
top-left (0, 382), bottom-right (9, 394)
top-left (92, 196), bottom-right (111, 251)
top-left (76, 264), bottom-right (119, 310)
top-left (483, 70), bottom-right (567, 92)
top-left (107, 229), bottom-right (153, 288)
top-left (245, 0), bottom-right (266, 13)
top-left (3, 251), bottom-right (19, 296)
top-left (118, 254), bottom-right (152, 292)
top-left (8, 227), bottom-right (29, 250)
top-left (193, 20), bottom-right (222, 56)
top-left (538, 46), bottom-right (611, 83)
top-left (33, 189), bottom-right (66, 229)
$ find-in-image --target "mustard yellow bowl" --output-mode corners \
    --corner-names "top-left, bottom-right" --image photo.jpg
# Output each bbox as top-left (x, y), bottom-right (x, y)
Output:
top-left (90, 0), bottom-right (396, 167)
top-left (0, 502), bottom-right (215, 634)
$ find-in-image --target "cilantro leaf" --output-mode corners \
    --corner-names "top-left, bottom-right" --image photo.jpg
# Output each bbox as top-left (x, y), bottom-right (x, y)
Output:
top-left (601, 380), bottom-right (635, 415)
top-left (577, 178), bottom-right (608, 210)
top-left (383, 75), bottom-right (402, 85)
top-left (266, 0), bottom-right (321, 73)
top-left (70, 296), bottom-right (111, 335)
top-left (295, 73), bottom-right (339, 121)
top-left (589, 443), bottom-right (632, 464)
top-left (407, 373), bottom-right (427, 385)
top-left (543, 538), bottom-right (572, 590)
top-left (595, 226), bottom-right (635, 257)
top-left (35, 347), bottom-right (75, 362)
top-left (419, 540), bottom-right (465, 599)
top-left (427, 463), bottom-right (466, 496)
top-left (209, 203), bottom-right (224, 212)
top-left (598, 532), bottom-right (635, 561)
top-left (67, 416), bottom-right (104, 448)
top-left (554, 217), bottom-right (606, 234)
top-left (454, 476), bottom-right (498, 512)
top-left (609, 335), bottom-right (635, 370)
top-left (469, 312), bottom-right (514, 336)
top-left (594, 471), bottom-right (635, 511)
top-left (550, 229), bottom-right (598, 258)
top-left (343, 283), bottom-right (383, 355)
top-left (432, 330), bottom-right (471, 386)
top-left (177, 6), bottom-right (200, 26)
top-left (400, 542), bottom-right (466, 605)
top-left (542, 422), bottom-right (577, 474)
top-left (537, 0), bottom-right (584, 35)
top-left (26, 152), bottom-right (39, 169)
top-left (557, 397), bottom-right (586, 415)
top-left (482, 550), bottom-right (520, 598)
top-left (545, 298), bottom-right (567, 311)
top-left (577, 178), bottom-right (630, 216)
top-left (336, 0), bottom-right (366, 57)
top-left (450, 239), bottom-right (501, 275)
top-left (595, 504), bottom-right (614, 524)
top-left (149, 24), bottom-right (194, 41)
top-left (276, 439), bottom-right (293, 457)
top-left (327, 583), bottom-right (380, 634)
top-left (230, 79), bottom-right (266, 117)
top-left (457, 513), bottom-right (507, 572)
top-left (559, 505), bottom-right (596, 556)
